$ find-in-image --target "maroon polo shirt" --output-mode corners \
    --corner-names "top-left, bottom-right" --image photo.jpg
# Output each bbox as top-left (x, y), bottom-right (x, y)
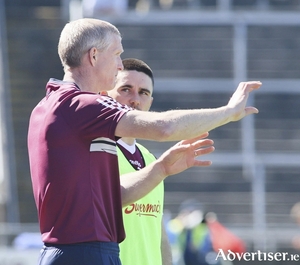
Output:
top-left (28, 79), bottom-right (130, 244)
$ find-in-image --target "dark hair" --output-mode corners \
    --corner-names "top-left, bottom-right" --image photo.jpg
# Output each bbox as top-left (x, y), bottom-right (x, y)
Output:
top-left (122, 58), bottom-right (154, 86)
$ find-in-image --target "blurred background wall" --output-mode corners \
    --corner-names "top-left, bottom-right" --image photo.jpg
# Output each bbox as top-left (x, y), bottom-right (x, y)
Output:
top-left (1, 0), bottom-right (300, 263)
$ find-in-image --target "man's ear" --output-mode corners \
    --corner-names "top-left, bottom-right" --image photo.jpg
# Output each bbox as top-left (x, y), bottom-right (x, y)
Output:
top-left (89, 47), bottom-right (97, 65)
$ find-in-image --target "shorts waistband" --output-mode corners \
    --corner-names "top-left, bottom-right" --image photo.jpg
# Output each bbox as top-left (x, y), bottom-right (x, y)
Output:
top-left (44, 241), bottom-right (119, 254)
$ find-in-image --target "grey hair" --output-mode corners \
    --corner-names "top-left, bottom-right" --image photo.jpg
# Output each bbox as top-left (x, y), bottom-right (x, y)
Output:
top-left (58, 18), bottom-right (121, 68)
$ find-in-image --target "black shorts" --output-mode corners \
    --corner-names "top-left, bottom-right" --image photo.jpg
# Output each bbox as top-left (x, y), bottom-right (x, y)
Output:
top-left (38, 241), bottom-right (121, 265)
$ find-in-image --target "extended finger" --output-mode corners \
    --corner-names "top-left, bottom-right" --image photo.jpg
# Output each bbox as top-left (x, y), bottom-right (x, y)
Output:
top-left (239, 81), bottom-right (262, 92)
top-left (245, 106), bottom-right (259, 115)
top-left (194, 145), bottom-right (215, 156)
top-left (179, 132), bottom-right (209, 146)
top-left (192, 138), bottom-right (214, 150)
top-left (193, 160), bottom-right (212, 167)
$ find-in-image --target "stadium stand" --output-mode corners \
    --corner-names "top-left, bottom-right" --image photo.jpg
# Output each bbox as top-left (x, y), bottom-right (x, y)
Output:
top-left (2, 1), bottom-right (300, 260)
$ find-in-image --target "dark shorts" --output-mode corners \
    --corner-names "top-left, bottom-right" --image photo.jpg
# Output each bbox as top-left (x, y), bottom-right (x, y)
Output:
top-left (38, 241), bottom-right (121, 265)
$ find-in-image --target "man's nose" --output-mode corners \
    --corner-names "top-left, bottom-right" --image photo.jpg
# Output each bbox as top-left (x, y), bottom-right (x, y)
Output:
top-left (129, 94), bottom-right (140, 108)
top-left (118, 57), bottom-right (124, 71)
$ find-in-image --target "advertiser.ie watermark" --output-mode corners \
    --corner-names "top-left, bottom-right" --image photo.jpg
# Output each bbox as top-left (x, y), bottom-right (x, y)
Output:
top-left (216, 249), bottom-right (300, 262)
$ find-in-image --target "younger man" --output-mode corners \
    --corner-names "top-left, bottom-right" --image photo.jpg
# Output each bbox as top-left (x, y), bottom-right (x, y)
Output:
top-left (108, 58), bottom-right (171, 265)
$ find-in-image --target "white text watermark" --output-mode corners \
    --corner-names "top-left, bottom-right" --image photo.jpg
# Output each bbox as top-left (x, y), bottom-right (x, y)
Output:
top-left (216, 249), bottom-right (300, 262)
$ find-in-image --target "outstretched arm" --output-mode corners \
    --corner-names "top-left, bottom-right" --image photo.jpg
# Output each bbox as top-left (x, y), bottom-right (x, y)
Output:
top-left (121, 133), bottom-right (215, 206)
top-left (116, 81), bottom-right (261, 141)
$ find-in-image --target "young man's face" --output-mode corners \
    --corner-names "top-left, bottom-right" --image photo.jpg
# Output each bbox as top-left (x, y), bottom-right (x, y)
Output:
top-left (108, 70), bottom-right (153, 111)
